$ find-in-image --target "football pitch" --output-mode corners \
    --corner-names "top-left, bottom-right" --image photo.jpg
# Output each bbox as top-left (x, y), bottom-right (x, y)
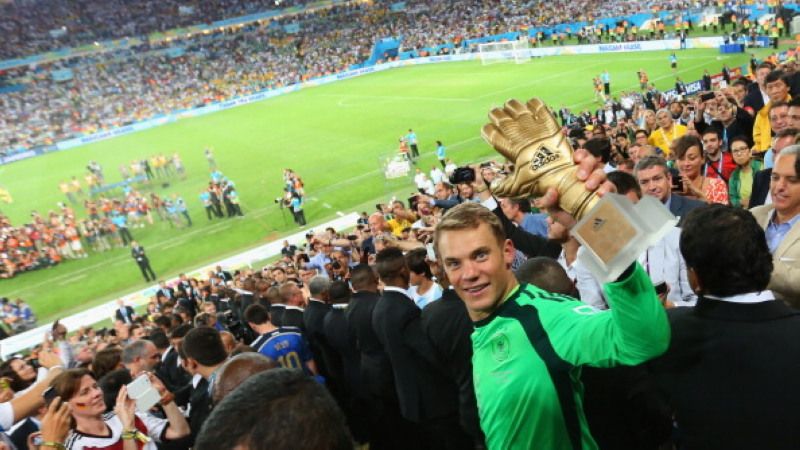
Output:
top-left (0, 48), bottom-right (771, 321)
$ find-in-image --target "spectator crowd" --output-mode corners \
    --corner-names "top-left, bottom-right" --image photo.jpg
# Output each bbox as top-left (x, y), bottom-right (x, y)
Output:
top-left (3, 64), bottom-right (800, 444)
top-left (0, 0), bottom-right (752, 154)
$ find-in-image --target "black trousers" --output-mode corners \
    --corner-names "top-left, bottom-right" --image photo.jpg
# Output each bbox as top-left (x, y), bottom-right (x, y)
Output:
top-left (137, 261), bottom-right (156, 281)
top-left (293, 210), bottom-right (306, 226)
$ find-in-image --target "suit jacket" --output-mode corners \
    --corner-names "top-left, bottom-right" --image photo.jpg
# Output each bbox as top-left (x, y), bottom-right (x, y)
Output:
top-left (750, 205), bottom-right (800, 304)
top-left (743, 83), bottom-right (765, 114)
top-left (420, 289), bottom-right (482, 441)
top-left (269, 304), bottom-right (285, 327)
top-left (346, 290), bottom-right (394, 400)
top-left (157, 347), bottom-right (191, 393)
top-left (749, 167), bottom-right (771, 208)
top-left (667, 193), bottom-right (705, 225)
top-left (131, 245), bottom-right (148, 263)
top-left (188, 378), bottom-right (212, 444)
top-left (115, 306), bottom-right (136, 324)
top-left (156, 286), bottom-right (175, 300)
top-left (323, 306), bottom-right (362, 396)
top-left (651, 298), bottom-right (800, 450)
top-left (282, 305), bottom-right (305, 330)
top-left (303, 300), bottom-right (337, 384)
top-left (372, 288), bottom-right (458, 422)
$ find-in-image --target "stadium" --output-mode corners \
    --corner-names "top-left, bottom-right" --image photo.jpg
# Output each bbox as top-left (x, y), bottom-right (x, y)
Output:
top-left (1, 0), bottom-right (800, 449)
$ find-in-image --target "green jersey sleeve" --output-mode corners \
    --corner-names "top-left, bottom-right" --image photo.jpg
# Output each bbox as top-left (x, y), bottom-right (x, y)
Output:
top-left (527, 263), bottom-right (670, 367)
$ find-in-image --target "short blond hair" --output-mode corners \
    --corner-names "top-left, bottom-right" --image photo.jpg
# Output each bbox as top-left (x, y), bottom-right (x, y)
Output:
top-left (434, 202), bottom-right (505, 258)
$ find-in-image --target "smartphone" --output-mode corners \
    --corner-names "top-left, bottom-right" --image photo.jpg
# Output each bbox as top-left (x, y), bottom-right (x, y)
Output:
top-left (127, 375), bottom-right (161, 412)
top-left (425, 242), bottom-right (436, 261)
top-left (43, 386), bottom-right (58, 406)
top-left (671, 173), bottom-right (683, 191)
top-left (700, 92), bottom-right (715, 102)
top-left (654, 282), bottom-right (668, 296)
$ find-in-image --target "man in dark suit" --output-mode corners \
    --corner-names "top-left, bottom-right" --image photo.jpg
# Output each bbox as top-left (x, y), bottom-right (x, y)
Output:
top-left (180, 327), bottom-right (227, 444)
top-left (278, 281), bottom-right (305, 330)
top-left (651, 205), bottom-right (800, 450)
top-left (115, 299), bottom-right (137, 324)
top-left (159, 324), bottom-right (193, 393)
top-left (420, 286), bottom-right (483, 446)
top-left (743, 61), bottom-right (773, 114)
top-left (346, 265), bottom-right (404, 449)
top-left (749, 128), bottom-right (796, 207)
top-left (131, 240), bottom-right (156, 282)
top-left (302, 276), bottom-right (339, 398)
top-left (371, 248), bottom-right (466, 449)
top-left (156, 280), bottom-right (175, 302)
top-left (215, 265), bottom-right (233, 282)
top-left (634, 156), bottom-right (704, 225)
top-left (323, 281), bottom-right (368, 443)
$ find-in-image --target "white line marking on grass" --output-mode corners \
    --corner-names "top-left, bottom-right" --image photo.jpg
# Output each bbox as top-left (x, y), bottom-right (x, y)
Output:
top-left (161, 240), bottom-right (188, 250)
top-left (322, 93), bottom-right (470, 103)
top-left (59, 274), bottom-right (87, 285)
top-left (474, 61), bottom-right (606, 100)
top-left (205, 224), bottom-right (232, 235)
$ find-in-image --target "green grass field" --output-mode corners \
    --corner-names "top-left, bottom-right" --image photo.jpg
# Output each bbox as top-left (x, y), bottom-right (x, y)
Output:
top-left (0, 47), bottom-right (777, 321)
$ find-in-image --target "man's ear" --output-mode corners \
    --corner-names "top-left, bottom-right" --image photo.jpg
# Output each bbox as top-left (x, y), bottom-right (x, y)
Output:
top-left (503, 239), bottom-right (516, 269)
top-left (687, 267), bottom-right (703, 295)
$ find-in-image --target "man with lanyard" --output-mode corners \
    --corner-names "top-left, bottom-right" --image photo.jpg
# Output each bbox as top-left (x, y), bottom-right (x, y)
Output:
top-left (700, 127), bottom-right (736, 183)
top-left (435, 199), bottom-right (669, 449)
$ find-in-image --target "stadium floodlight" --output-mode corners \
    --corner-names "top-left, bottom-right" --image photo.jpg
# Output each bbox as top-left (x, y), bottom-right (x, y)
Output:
top-left (478, 40), bottom-right (531, 65)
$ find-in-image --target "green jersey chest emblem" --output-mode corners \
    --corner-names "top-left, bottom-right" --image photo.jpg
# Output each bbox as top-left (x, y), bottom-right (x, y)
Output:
top-left (491, 332), bottom-right (510, 361)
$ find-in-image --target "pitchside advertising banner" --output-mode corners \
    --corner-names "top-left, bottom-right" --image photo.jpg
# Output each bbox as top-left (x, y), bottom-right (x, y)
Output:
top-left (0, 212), bottom-right (359, 358)
top-left (1, 37), bottom-right (729, 165)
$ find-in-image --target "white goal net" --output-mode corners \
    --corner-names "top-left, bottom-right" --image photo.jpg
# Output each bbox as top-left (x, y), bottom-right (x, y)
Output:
top-left (478, 40), bottom-right (531, 65)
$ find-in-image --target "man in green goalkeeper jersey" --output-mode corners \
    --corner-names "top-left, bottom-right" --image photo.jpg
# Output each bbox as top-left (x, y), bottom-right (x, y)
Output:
top-left (434, 202), bottom-right (670, 450)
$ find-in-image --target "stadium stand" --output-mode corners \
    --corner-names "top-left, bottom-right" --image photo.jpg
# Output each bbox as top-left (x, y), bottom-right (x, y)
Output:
top-left (1, 0), bottom-right (712, 154)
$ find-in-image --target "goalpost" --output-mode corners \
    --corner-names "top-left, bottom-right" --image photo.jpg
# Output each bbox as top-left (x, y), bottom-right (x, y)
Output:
top-left (478, 40), bottom-right (531, 65)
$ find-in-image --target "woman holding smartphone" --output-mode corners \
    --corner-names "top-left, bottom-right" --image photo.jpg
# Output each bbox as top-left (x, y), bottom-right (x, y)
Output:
top-left (49, 369), bottom-right (189, 450)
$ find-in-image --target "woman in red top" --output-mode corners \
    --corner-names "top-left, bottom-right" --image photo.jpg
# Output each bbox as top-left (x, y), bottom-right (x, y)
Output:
top-left (673, 135), bottom-right (729, 205)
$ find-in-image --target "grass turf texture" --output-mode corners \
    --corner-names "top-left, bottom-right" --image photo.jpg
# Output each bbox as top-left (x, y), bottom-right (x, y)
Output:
top-left (0, 47), bottom-right (777, 322)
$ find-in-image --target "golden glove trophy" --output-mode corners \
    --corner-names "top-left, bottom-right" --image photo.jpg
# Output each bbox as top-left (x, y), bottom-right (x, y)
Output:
top-left (482, 98), bottom-right (677, 283)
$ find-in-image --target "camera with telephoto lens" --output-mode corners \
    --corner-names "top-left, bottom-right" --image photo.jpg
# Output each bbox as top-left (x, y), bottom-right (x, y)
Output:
top-left (219, 310), bottom-right (256, 343)
top-left (449, 167), bottom-right (476, 185)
